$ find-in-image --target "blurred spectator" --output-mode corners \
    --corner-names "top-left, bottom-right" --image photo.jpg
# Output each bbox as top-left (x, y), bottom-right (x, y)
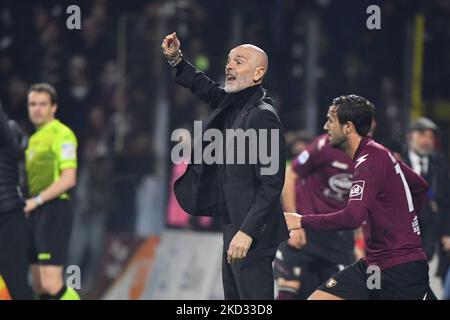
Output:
top-left (403, 118), bottom-right (450, 282)
top-left (75, 105), bottom-right (114, 290)
top-left (39, 19), bottom-right (62, 84)
top-left (98, 61), bottom-right (119, 108)
top-left (60, 55), bottom-right (95, 143)
top-left (5, 76), bottom-right (28, 128)
top-left (285, 130), bottom-right (314, 162)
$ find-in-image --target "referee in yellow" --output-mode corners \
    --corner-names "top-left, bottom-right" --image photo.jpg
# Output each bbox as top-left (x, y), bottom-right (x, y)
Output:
top-left (24, 83), bottom-right (80, 300)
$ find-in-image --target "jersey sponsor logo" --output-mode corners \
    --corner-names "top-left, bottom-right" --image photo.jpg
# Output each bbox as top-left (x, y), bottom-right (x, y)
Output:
top-left (325, 278), bottom-right (337, 288)
top-left (331, 161), bottom-right (349, 170)
top-left (329, 173), bottom-right (353, 195)
top-left (61, 143), bottom-right (76, 160)
top-left (297, 150), bottom-right (310, 164)
top-left (349, 180), bottom-right (365, 200)
top-left (355, 154), bottom-right (368, 168)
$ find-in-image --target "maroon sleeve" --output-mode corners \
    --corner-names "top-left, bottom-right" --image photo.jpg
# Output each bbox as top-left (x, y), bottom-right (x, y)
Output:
top-left (302, 205), bottom-right (369, 230)
top-left (174, 59), bottom-right (227, 109)
top-left (398, 160), bottom-right (429, 214)
top-left (291, 136), bottom-right (327, 178)
top-left (302, 151), bottom-right (381, 230)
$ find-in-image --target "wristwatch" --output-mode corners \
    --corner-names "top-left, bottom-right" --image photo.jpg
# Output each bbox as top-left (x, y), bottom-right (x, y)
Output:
top-left (168, 50), bottom-right (183, 67)
top-left (35, 194), bottom-right (44, 206)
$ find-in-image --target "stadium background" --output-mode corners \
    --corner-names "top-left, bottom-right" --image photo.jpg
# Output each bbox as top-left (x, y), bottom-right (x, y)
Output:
top-left (0, 0), bottom-right (449, 299)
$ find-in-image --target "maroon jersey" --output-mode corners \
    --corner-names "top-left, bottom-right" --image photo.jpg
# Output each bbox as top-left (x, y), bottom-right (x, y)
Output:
top-left (302, 137), bottom-right (428, 270)
top-left (292, 134), bottom-right (353, 213)
top-left (291, 134), bottom-right (354, 264)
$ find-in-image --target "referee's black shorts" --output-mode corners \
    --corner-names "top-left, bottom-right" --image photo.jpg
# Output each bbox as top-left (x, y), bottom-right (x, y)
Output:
top-left (28, 199), bottom-right (73, 266)
top-left (0, 209), bottom-right (33, 299)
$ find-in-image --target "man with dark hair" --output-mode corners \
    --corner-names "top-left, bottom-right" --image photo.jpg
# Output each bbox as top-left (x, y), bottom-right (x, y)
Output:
top-left (285, 95), bottom-right (435, 300)
top-left (25, 83), bottom-right (80, 300)
top-left (275, 103), bottom-right (376, 300)
top-left (0, 101), bottom-right (33, 300)
top-left (275, 132), bottom-right (355, 300)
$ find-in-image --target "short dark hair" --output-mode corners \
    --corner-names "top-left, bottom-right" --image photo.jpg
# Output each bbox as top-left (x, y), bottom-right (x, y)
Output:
top-left (28, 83), bottom-right (58, 105)
top-left (332, 94), bottom-right (375, 136)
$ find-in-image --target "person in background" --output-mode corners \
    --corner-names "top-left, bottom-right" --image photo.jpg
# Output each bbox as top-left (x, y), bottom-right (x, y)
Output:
top-left (402, 117), bottom-right (450, 289)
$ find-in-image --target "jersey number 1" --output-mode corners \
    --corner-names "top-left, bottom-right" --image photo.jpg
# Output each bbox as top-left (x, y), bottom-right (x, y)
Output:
top-left (395, 163), bottom-right (414, 212)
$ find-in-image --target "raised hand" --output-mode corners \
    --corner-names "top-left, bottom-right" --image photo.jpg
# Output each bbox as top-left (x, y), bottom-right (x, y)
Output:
top-left (161, 32), bottom-right (181, 60)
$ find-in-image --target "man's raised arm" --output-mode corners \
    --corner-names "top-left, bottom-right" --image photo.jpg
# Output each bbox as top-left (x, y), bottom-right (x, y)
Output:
top-left (162, 32), bottom-right (227, 109)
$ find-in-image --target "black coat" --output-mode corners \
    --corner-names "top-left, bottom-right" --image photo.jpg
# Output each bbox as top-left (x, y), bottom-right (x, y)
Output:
top-left (173, 60), bottom-right (289, 250)
top-left (0, 109), bottom-right (25, 214)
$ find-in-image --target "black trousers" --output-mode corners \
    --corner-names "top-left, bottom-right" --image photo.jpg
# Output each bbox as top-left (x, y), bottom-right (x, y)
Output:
top-left (0, 210), bottom-right (33, 300)
top-left (221, 225), bottom-right (277, 300)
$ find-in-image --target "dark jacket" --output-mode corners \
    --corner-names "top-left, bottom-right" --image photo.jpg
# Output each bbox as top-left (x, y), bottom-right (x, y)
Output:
top-left (173, 60), bottom-right (289, 250)
top-left (0, 109), bottom-right (25, 214)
